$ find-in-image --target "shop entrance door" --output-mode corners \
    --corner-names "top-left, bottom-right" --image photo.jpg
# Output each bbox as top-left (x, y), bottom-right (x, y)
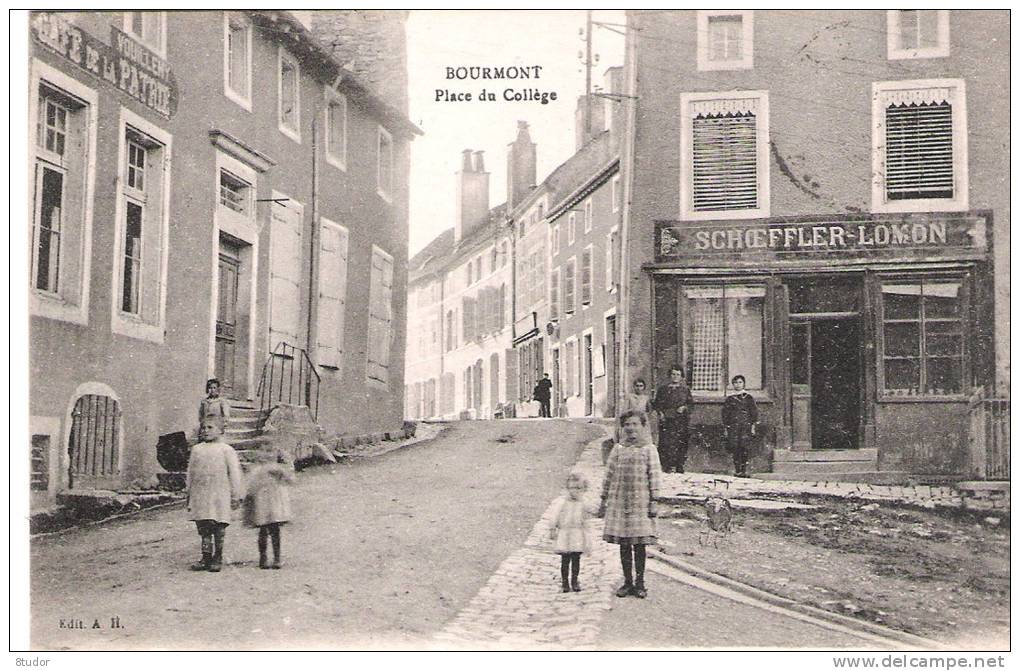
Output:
top-left (787, 276), bottom-right (863, 450)
top-left (790, 318), bottom-right (861, 450)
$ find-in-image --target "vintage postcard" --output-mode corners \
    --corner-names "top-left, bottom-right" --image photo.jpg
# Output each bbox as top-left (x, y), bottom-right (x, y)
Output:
top-left (13, 8), bottom-right (1010, 659)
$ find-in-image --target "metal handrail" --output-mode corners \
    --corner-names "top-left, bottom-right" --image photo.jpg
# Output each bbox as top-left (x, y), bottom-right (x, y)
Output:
top-left (255, 341), bottom-right (321, 425)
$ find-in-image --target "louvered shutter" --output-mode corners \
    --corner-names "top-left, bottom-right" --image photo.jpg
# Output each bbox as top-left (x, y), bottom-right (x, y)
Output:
top-left (564, 259), bottom-right (576, 313)
top-left (885, 102), bottom-right (953, 200)
top-left (692, 112), bottom-right (758, 211)
top-left (581, 248), bottom-right (593, 305)
top-left (549, 269), bottom-right (560, 320)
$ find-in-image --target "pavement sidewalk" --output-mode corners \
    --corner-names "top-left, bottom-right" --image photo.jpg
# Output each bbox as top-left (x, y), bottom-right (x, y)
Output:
top-left (658, 471), bottom-right (1008, 512)
top-left (433, 434), bottom-right (618, 649)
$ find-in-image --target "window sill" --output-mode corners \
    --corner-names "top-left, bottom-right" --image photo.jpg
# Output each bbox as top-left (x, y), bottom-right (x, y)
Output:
top-left (112, 313), bottom-right (164, 344)
top-left (871, 198), bottom-right (969, 214)
top-left (878, 394), bottom-right (968, 403)
top-left (697, 59), bottom-right (753, 72)
top-left (366, 376), bottom-right (390, 390)
top-left (326, 153), bottom-right (347, 172)
top-left (30, 292), bottom-right (88, 326)
top-left (681, 207), bottom-right (769, 222)
top-left (278, 123), bottom-right (301, 144)
top-left (888, 47), bottom-right (950, 60)
top-left (224, 87), bottom-right (252, 112)
top-left (691, 391), bottom-right (773, 404)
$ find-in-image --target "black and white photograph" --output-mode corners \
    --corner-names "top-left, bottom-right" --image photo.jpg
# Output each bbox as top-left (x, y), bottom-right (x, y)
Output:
top-left (11, 8), bottom-right (1011, 660)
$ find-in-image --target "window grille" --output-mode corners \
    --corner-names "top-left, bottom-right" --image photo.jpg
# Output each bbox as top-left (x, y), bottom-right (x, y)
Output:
top-left (219, 170), bottom-right (250, 214)
top-left (692, 112), bottom-right (757, 211)
top-left (68, 394), bottom-right (120, 486)
top-left (31, 435), bottom-right (49, 491)
top-left (885, 101), bottom-right (954, 200)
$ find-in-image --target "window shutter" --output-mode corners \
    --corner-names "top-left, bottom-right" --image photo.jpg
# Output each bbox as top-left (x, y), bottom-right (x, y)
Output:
top-left (692, 112), bottom-right (758, 211)
top-left (581, 248), bottom-right (593, 305)
top-left (885, 101), bottom-right (954, 200)
top-left (269, 200), bottom-right (302, 350)
top-left (550, 269), bottom-right (560, 320)
top-left (499, 284), bottom-right (506, 330)
top-left (316, 223), bottom-right (348, 368)
top-left (565, 259), bottom-right (576, 313)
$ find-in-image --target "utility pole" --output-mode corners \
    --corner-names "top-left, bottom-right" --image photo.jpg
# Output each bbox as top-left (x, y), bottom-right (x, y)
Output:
top-left (584, 9), bottom-right (593, 137)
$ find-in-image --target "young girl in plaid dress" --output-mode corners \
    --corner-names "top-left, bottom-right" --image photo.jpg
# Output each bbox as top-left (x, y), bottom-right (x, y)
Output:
top-left (599, 410), bottom-right (662, 598)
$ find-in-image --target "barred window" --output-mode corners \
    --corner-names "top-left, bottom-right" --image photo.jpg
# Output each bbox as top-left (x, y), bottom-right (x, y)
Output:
top-left (684, 286), bottom-right (764, 393)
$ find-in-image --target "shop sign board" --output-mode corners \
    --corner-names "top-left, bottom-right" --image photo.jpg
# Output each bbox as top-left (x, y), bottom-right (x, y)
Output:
top-left (31, 11), bottom-right (177, 119)
top-left (657, 213), bottom-right (987, 264)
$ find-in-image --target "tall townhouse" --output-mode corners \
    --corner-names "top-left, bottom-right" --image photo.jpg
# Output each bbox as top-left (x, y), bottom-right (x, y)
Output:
top-left (620, 10), bottom-right (1008, 480)
top-left (404, 231), bottom-right (451, 420)
top-left (545, 71), bottom-right (626, 419)
top-left (28, 11), bottom-right (417, 509)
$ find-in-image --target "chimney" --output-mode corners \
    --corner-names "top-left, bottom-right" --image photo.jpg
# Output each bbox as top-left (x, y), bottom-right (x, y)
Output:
top-left (455, 148), bottom-right (490, 243)
top-left (506, 121), bottom-right (537, 210)
top-left (603, 66), bottom-right (625, 152)
top-left (575, 93), bottom-right (606, 151)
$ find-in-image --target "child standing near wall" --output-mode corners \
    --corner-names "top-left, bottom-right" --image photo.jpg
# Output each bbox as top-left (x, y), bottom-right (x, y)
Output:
top-left (722, 375), bottom-right (758, 478)
top-left (186, 419), bottom-right (244, 572)
top-left (199, 378), bottom-right (231, 434)
top-left (243, 450), bottom-right (296, 569)
top-left (549, 471), bottom-right (592, 592)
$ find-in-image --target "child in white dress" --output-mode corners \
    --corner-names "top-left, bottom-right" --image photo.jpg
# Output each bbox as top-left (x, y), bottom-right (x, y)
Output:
top-left (549, 471), bottom-right (592, 592)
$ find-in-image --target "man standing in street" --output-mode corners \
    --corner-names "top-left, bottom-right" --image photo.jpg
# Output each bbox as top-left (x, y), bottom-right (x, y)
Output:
top-left (652, 365), bottom-right (694, 473)
top-left (534, 373), bottom-right (553, 418)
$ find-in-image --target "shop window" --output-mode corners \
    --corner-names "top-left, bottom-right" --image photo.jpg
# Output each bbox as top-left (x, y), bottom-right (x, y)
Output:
top-left (887, 10), bottom-right (949, 60)
top-left (377, 126), bottom-right (394, 201)
top-left (367, 246), bottom-right (394, 385)
top-left (881, 281), bottom-right (964, 397)
top-left (680, 91), bottom-right (770, 220)
top-left (32, 76), bottom-right (94, 323)
top-left (114, 111), bottom-right (170, 343)
top-left (326, 92), bottom-right (347, 169)
top-left (124, 11), bottom-right (166, 58)
top-left (224, 13), bottom-right (252, 109)
top-left (684, 286), bottom-right (765, 393)
top-left (697, 11), bottom-right (753, 71)
top-left (277, 48), bottom-right (301, 142)
top-left (872, 79), bottom-right (967, 212)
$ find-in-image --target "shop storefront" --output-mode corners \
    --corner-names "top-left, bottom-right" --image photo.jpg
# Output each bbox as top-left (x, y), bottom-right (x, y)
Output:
top-left (647, 212), bottom-right (994, 477)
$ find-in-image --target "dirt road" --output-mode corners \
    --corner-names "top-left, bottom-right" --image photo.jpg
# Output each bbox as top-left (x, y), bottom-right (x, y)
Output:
top-left (30, 419), bottom-right (602, 650)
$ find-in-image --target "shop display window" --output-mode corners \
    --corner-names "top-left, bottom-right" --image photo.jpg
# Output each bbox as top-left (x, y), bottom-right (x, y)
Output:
top-left (684, 285), bottom-right (765, 393)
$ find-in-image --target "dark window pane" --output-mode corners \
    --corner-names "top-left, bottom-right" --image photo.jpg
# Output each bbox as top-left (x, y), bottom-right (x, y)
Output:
top-left (926, 357), bottom-right (962, 395)
top-left (925, 321), bottom-right (963, 356)
top-left (924, 284), bottom-right (961, 318)
top-left (884, 322), bottom-right (919, 357)
top-left (884, 358), bottom-right (920, 394)
top-left (883, 286), bottom-right (920, 319)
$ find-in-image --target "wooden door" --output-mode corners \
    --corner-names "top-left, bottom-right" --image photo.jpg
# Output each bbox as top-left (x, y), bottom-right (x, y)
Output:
top-left (215, 245), bottom-right (240, 395)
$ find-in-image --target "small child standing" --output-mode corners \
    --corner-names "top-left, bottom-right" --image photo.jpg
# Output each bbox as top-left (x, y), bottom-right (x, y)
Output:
top-left (186, 419), bottom-right (244, 572)
top-left (600, 410), bottom-right (662, 599)
top-left (722, 374), bottom-right (758, 478)
top-left (549, 471), bottom-right (592, 592)
top-left (243, 450), bottom-right (296, 569)
top-left (199, 378), bottom-right (231, 434)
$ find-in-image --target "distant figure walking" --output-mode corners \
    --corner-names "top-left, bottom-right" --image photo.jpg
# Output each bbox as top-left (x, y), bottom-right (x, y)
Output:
top-left (652, 365), bottom-right (694, 473)
top-left (186, 419), bottom-right (244, 572)
top-left (722, 375), bottom-right (758, 478)
top-left (549, 471), bottom-right (592, 592)
top-left (599, 410), bottom-right (662, 599)
top-left (244, 449), bottom-right (296, 569)
top-left (199, 378), bottom-right (231, 434)
top-left (534, 373), bottom-right (553, 418)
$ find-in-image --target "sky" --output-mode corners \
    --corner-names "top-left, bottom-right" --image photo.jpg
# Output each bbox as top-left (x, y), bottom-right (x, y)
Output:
top-left (405, 10), bottom-right (625, 255)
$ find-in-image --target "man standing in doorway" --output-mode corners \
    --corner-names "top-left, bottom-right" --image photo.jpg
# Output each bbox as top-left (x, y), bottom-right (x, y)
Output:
top-left (534, 373), bottom-right (553, 418)
top-left (653, 365), bottom-right (694, 473)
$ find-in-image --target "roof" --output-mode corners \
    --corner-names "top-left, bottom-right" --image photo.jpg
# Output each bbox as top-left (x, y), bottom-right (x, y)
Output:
top-left (249, 11), bottom-right (422, 138)
top-left (408, 228), bottom-right (454, 281)
top-left (535, 130), bottom-right (617, 220)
